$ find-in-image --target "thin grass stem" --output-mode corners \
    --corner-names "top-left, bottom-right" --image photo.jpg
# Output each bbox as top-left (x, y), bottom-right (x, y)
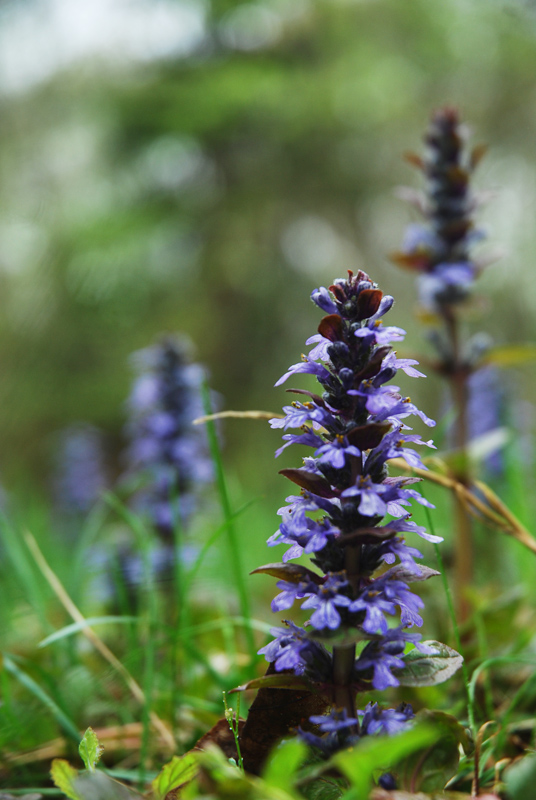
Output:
top-left (201, 382), bottom-right (255, 662)
top-left (423, 505), bottom-right (473, 731)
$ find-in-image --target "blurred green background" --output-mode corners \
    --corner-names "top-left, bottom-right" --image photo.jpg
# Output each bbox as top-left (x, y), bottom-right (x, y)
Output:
top-left (1, 0), bottom-right (535, 529)
top-left (3, 2), bottom-right (536, 773)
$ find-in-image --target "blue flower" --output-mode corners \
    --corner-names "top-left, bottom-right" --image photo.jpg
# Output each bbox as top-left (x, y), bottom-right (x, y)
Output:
top-left (300, 573), bottom-right (352, 631)
top-left (258, 621), bottom-right (332, 681)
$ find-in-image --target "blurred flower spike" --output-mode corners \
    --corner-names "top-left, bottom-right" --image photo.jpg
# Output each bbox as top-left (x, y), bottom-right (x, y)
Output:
top-left (53, 423), bottom-right (108, 515)
top-left (392, 107), bottom-right (487, 311)
top-left (124, 335), bottom-right (213, 538)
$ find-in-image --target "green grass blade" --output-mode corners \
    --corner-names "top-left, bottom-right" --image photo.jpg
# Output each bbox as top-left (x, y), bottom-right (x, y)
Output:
top-left (468, 656), bottom-right (536, 741)
top-left (0, 514), bottom-right (50, 632)
top-left (71, 502), bottom-right (109, 598)
top-left (38, 616), bottom-right (138, 648)
top-left (3, 653), bottom-right (80, 744)
top-left (173, 616), bottom-right (272, 639)
top-left (103, 493), bottom-right (159, 787)
top-left (201, 382), bottom-right (255, 662)
top-left (180, 498), bottom-right (259, 602)
top-left (423, 503), bottom-right (473, 730)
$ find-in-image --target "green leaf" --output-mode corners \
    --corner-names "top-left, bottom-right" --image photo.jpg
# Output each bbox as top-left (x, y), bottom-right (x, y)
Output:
top-left (78, 727), bottom-right (104, 773)
top-left (195, 746), bottom-right (257, 798)
top-left (262, 738), bottom-right (307, 793)
top-left (332, 723), bottom-right (439, 799)
top-left (51, 759), bottom-right (81, 800)
top-left (230, 673), bottom-right (318, 694)
top-left (152, 751), bottom-right (199, 800)
top-left (505, 752), bottom-right (536, 800)
top-left (398, 711), bottom-right (473, 793)
top-left (395, 641), bottom-right (463, 687)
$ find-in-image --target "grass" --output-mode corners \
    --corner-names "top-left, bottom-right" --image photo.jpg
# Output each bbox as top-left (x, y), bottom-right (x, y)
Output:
top-left (1, 412), bottom-right (536, 799)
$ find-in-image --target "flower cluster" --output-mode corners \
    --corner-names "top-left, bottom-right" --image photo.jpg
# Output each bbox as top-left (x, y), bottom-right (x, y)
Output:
top-left (392, 107), bottom-right (485, 311)
top-left (298, 702), bottom-right (415, 757)
top-left (259, 269), bottom-right (441, 752)
top-left (124, 335), bottom-right (212, 538)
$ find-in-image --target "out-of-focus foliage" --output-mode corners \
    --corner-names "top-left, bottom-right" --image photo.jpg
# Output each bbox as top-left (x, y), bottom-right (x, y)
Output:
top-left (1, 0), bottom-right (536, 496)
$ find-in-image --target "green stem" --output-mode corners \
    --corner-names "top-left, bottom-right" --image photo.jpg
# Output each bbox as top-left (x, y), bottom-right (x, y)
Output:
top-left (201, 382), bottom-right (255, 663)
top-left (425, 505), bottom-right (473, 730)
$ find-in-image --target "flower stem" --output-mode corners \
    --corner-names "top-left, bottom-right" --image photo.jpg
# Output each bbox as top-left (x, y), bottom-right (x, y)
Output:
top-left (331, 542), bottom-right (361, 723)
top-left (444, 307), bottom-right (473, 622)
top-left (332, 644), bottom-right (357, 721)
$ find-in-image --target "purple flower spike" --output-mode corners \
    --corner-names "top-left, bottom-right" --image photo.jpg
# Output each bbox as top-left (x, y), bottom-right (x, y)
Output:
top-left (256, 268), bottom-right (456, 761)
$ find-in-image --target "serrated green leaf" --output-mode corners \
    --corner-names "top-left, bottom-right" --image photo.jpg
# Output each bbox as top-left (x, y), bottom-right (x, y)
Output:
top-left (395, 641), bottom-right (463, 687)
top-left (51, 759), bottom-right (81, 800)
top-left (79, 727), bottom-right (104, 772)
top-left (152, 751), bottom-right (199, 800)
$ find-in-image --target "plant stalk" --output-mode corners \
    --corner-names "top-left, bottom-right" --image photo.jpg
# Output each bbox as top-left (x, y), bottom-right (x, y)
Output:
top-left (444, 307), bottom-right (473, 622)
top-left (331, 542), bottom-right (361, 724)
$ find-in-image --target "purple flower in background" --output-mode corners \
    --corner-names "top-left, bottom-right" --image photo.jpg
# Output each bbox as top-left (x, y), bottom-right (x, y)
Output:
top-left (124, 335), bottom-right (213, 538)
top-left (467, 366), bottom-right (505, 476)
top-left (53, 423), bottom-right (108, 514)
top-left (255, 269), bottom-right (460, 761)
top-left (392, 108), bottom-right (485, 311)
